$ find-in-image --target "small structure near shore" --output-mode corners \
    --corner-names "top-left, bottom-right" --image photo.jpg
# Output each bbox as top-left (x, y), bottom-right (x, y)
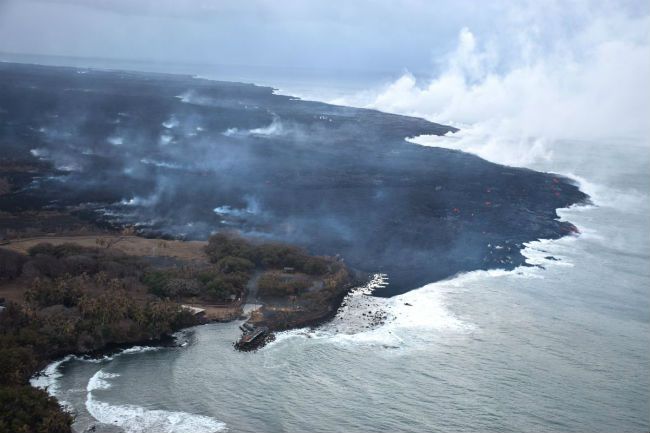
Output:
top-left (235, 323), bottom-right (270, 351)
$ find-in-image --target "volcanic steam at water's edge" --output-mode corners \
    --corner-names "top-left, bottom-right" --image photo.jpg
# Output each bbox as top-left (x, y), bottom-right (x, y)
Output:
top-left (0, 62), bottom-right (588, 296)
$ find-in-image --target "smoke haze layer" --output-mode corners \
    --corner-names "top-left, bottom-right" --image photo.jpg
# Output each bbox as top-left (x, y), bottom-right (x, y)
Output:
top-left (0, 62), bottom-right (587, 295)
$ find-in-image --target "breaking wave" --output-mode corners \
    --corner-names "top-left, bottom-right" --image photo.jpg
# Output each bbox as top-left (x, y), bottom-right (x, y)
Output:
top-left (268, 272), bottom-right (474, 350)
top-left (269, 173), bottom-right (598, 351)
top-left (86, 370), bottom-right (119, 392)
top-left (29, 345), bottom-right (165, 399)
top-left (86, 370), bottom-right (227, 433)
top-left (29, 355), bottom-right (75, 398)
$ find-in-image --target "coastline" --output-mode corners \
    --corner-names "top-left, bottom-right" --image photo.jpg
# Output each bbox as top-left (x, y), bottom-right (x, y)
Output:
top-left (0, 231), bottom-right (363, 430)
top-left (6, 141), bottom-right (593, 431)
top-left (0, 61), bottom-right (591, 432)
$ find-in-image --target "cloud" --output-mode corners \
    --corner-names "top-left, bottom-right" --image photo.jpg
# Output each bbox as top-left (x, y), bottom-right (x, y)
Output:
top-left (1, 0), bottom-right (648, 163)
top-left (327, 2), bottom-right (650, 165)
top-left (0, 0), bottom-right (500, 72)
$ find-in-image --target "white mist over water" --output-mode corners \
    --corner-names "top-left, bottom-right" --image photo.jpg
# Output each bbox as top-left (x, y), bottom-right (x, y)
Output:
top-left (280, 3), bottom-right (650, 169)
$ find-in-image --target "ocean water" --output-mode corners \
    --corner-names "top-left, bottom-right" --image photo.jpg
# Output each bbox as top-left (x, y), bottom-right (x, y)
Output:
top-left (32, 134), bottom-right (649, 433)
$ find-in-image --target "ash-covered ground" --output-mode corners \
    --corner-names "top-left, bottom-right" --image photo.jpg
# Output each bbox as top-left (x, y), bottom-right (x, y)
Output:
top-left (0, 62), bottom-right (587, 296)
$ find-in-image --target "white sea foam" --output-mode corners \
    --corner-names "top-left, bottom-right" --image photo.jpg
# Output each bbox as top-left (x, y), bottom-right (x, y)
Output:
top-left (79, 345), bottom-right (226, 432)
top-left (85, 368), bottom-right (226, 432)
top-left (85, 396), bottom-right (228, 433)
top-left (86, 345), bottom-right (163, 363)
top-left (269, 198), bottom-right (592, 351)
top-left (29, 355), bottom-right (75, 396)
top-left (119, 345), bottom-right (163, 355)
top-left (29, 355), bottom-right (77, 412)
top-left (87, 370), bottom-right (120, 392)
top-left (268, 272), bottom-right (475, 350)
top-left (30, 345), bottom-right (165, 399)
top-left (326, 249), bottom-right (576, 349)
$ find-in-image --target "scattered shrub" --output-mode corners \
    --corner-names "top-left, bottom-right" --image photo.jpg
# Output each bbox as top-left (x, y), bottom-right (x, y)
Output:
top-left (205, 233), bottom-right (254, 263)
top-left (27, 242), bottom-right (87, 258)
top-left (25, 254), bottom-right (67, 279)
top-left (63, 254), bottom-right (98, 275)
top-left (24, 278), bottom-right (82, 308)
top-left (0, 249), bottom-right (26, 280)
top-left (301, 257), bottom-right (329, 275)
top-left (257, 272), bottom-right (310, 297)
top-left (205, 233), bottom-right (332, 275)
top-left (142, 271), bottom-right (171, 297)
top-left (203, 274), bottom-right (244, 301)
top-left (215, 256), bottom-right (254, 274)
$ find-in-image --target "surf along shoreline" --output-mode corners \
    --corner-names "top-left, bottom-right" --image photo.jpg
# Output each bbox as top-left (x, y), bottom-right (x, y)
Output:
top-left (0, 230), bottom-right (362, 432)
top-left (0, 61), bottom-right (590, 432)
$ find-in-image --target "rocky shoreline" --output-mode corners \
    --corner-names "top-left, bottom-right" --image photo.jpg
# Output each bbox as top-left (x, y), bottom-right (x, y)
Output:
top-left (235, 275), bottom-right (364, 351)
top-left (0, 231), bottom-right (359, 432)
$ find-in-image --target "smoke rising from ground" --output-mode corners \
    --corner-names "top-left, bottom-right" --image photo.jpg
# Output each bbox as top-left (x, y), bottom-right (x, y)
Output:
top-left (0, 63), bottom-right (587, 295)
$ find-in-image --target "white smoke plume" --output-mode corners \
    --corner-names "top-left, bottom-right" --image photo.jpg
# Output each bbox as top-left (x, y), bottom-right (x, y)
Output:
top-left (331, 3), bottom-right (650, 166)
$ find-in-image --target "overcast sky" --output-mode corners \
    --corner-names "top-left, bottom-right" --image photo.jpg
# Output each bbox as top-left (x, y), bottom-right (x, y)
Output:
top-left (0, 0), bottom-right (646, 75)
top-left (1, 0), bottom-right (648, 145)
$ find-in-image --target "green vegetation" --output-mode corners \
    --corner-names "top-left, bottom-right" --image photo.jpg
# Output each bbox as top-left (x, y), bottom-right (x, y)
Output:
top-left (141, 265), bottom-right (247, 302)
top-left (0, 234), bottom-right (350, 431)
top-left (139, 234), bottom-right (332, 303)
top-left (202, 233), bottom-right (338, 300)
top-left (0, 385), bottom-right (72, 433)
top-left (205, 233), bottom-right (330, 276)
top-left (257, 272), bottom-right (311, 297)
top-left (0, 243), bottom-right (201, 433)
top-left (204, 233), bottom-right (355, 332)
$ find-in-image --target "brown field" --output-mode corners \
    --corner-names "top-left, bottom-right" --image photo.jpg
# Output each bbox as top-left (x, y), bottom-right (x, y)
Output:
top-left (0, 235), bottom-right (245, 317)
top-left (1, 235), bottom-right (209, 262)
